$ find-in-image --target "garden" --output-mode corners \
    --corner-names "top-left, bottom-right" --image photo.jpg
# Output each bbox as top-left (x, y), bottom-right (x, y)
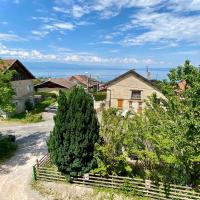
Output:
top-left (33, 61), bottom-right (200, 199)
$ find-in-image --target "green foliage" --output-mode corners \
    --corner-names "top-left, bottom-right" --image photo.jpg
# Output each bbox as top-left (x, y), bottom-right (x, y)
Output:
top-left (36, 92), bottom-right (58, 100)
top-left (120, 179), bottom-right (143, 197)
top-left (93, 108), bottom-right (132, 176)
top-left (93, 92), bottom-right (106, 101)
top-left (8, 92), bottom-right (56, 123)
top-left (0, 135), bottom-right (17, 162)
top-left (0, 70), bottom-right (15, 115)
top-left (25, 99), bottom-right (34, 111)
top-left (94, 60), bottom-right (200, 187)
top-left (47, 87), bottom-right (99, 176)
top-left (125, 60), bottom-right (200, 186)
top-left (8, 111), bottom-right (43, 123)
top-left (34, 97), bottom-right (56, 113)
top-left (25, 112), bottom-right (42, 123)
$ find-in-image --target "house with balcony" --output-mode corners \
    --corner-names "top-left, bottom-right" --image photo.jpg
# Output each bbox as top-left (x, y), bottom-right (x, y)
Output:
top-left (106, 70), bottom-right (165, 113)
top-left (0, 59), bottom-right (35, 114)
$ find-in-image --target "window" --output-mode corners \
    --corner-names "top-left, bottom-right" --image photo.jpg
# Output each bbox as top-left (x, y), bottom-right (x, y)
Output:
top-left (131, 90), bottom-right (141, 100)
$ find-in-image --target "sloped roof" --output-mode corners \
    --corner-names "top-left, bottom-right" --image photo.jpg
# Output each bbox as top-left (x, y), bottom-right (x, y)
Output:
top-left (106, 69), bottom-right (162, 93)
top-left (35, 78), bottom-right (75, 89)
top-left (0, 59), bottom-right (16, 71)
top-left (0, 59), bottom-right (35, 79)
top-left (68, 75), bottom-right (100, 87)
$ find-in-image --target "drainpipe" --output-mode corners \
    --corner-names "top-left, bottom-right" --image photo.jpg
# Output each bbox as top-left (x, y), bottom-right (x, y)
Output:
top-left (107, 89), bottom-right (111, 108)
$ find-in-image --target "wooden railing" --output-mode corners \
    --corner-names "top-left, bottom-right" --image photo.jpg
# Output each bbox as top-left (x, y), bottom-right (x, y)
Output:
top-left (32, 155), bottom-right (200, 200)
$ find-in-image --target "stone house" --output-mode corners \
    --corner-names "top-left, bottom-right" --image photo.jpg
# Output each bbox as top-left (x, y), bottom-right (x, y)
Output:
top-left (68, 75), bottom-right (101, 91)
top-left (0, 59), bottom-right (35, 114)
top-left (106, 70), bottom-right (165, 113)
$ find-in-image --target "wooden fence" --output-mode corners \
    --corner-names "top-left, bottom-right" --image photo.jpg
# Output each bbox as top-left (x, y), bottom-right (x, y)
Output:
top-left (33, 154), bottom-right (200, 200)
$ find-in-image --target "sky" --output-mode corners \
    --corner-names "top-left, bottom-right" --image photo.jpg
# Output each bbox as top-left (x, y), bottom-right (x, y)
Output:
top-left (1, 0), bottom-right (200, 80)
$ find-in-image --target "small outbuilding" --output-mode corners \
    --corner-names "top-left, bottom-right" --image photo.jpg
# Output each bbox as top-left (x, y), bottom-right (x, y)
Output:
top-left (34, 78), bottom-right (75, 95)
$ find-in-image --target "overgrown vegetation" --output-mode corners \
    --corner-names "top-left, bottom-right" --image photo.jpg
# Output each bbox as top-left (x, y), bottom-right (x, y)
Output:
top-left (94, 60), bottom-right (200, 187)
top-left (0, 69), bottom-right (15, 115)
top-left (93, 92), bottom-right (106, 101)
top-left (8, 92), bottom-right (56, 123)
top-left (0, 134), bottom-right (17, 163)
top-left (47, 87), bottom-right (99, 176)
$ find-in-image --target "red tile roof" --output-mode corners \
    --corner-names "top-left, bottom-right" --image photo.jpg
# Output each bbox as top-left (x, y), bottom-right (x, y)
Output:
top-left (68, 75), bottom-right (100, 87)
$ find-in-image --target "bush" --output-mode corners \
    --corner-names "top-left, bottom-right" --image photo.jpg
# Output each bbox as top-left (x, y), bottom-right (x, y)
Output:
top-left (36, 92), bottom-right (57, 100)
top-left (0, 136), bottom-right (17, 162)
top-left (93, 92), bottom-right (106, 101)
top-left (25, 99), bottom-right (34, 111)
top-left (25, 112), bottom-right (42, 123)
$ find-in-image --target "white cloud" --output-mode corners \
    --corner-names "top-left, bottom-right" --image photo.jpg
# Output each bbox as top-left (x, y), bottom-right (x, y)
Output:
top-left (142, 58), bottom-right (156, 65)
top-left (53, 22), bottom-right (75, 30)
top-left (31, 30), bottom-right (49, 38)
top-left (0, 33), bottom-right (25, 41)
top-left (0, 43), bottom-right (139, 65)
top-left (169, 0), bottom-right (200, 12)
top-left (121, 10), bottom-right (200, 46)
top-left (72, 5), bottom-right (87, 18)
top-left (53, 0), bottom-right (162, 19)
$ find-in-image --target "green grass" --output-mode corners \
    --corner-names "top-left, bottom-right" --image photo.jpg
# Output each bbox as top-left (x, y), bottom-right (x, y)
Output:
top-left (0, 138), bottom-right (17, 163)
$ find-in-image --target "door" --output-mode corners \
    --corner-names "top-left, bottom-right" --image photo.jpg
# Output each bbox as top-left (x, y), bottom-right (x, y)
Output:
top-left (137, 102), bottom-right (143, 113)
top-left (117, 99), bottom-right (123, 109)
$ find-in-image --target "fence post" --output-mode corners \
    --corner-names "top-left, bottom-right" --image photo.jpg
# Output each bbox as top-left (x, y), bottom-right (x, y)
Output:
top-left (32, 165), bottom-right (37, 181)
top-left (145, 179), bottom-right (151, 197)
top-left (36, 159), bottom-right (39, 168)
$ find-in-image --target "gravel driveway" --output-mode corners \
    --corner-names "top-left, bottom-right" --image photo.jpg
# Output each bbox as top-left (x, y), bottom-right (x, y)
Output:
top-left (0, 112), bottom-right (55, 200)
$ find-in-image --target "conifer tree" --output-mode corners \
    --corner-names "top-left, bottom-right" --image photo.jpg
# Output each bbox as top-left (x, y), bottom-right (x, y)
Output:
top-left (47, 88), bottom-right (99, 176)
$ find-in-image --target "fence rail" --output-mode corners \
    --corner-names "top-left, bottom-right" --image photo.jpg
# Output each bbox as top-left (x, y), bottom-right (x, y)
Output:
top-left (33, 154), bottom-right (200, 200)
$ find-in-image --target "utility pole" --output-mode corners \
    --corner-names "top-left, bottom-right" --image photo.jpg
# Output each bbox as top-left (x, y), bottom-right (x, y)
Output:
top-left (146, 66), bottom-right (151, 80)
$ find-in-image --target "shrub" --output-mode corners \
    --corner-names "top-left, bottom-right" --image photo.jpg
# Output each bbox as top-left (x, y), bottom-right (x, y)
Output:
top-left (47, 88), bottom-right (99, 176)
top-left (25, 99), bottom-right (34, 111)
top-left (93, 92), bottom-right (106, 101)
top-left (0, 135), bottom-right (17, 162)
top-left (36, 92), bottom-right (58, 100)
top-left (25, 112), bottom-right (42, 123)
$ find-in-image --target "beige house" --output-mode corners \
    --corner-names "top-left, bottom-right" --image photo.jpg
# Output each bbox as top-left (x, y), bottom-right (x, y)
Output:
top-left (106, 70), bottom-right (165, 113)
top-left (34, 78), bottom-right (75, 95)
top-left (0, 59), bottom-right (35, 114)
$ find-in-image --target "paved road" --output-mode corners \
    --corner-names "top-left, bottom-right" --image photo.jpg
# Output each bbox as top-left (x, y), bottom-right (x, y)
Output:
top-left (0, 113), bottom-right (54, 200)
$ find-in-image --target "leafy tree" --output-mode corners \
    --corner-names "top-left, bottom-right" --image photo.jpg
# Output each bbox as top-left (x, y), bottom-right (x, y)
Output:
top-left (0, 70), bottom-right (15, 115)
top-left (94, 108), bottom-right (132, 176)
top-left (125, 60), bottom-right (200, 186)
top-left (47, 88), bottom-right (99, 176)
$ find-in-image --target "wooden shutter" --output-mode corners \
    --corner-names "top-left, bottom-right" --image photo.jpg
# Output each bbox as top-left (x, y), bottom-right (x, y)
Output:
top-left (117, 99), bottom-right (123, 109)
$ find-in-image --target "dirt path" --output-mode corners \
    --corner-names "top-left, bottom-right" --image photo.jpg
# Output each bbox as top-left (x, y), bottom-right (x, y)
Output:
top-left (0, 112), bottom-right (54, 200)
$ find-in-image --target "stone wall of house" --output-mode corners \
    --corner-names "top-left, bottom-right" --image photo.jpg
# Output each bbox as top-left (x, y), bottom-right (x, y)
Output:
top-left (11, 79), bottom-right (35, 113)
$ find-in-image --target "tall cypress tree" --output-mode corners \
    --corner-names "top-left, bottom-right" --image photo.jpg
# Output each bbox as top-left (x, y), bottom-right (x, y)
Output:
top-left (47, 88), bottom-right (99, 176)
